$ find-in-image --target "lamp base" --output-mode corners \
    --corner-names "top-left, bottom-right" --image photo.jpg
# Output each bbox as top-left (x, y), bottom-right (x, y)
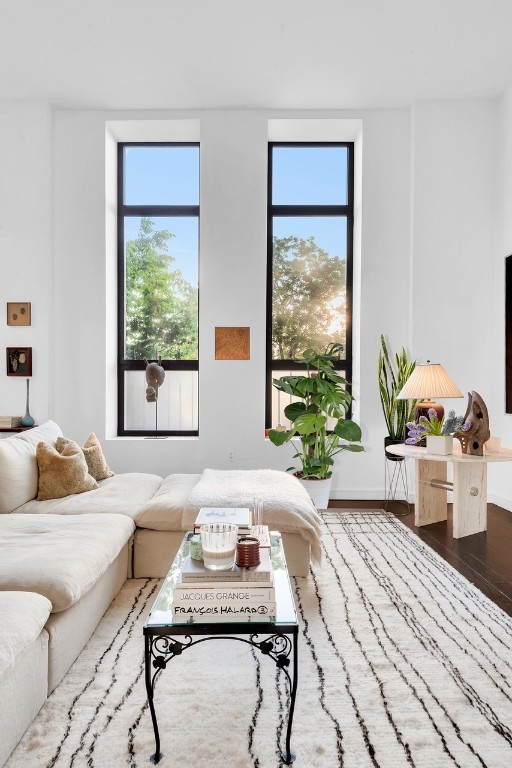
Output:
top-left (414, 399), bottom-right (444, 422)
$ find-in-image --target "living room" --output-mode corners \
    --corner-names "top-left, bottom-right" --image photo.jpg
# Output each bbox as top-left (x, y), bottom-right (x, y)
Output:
top-left (1, 2), bottom-right (512, 767)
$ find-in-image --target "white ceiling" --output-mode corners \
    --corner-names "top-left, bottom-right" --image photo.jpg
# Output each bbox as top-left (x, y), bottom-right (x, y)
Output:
top-left (1, 0), bottom-right (512, 110)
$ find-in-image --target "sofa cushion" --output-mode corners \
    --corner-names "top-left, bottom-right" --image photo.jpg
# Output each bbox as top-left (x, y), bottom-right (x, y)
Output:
top-left (0, 591), bottom-right (52, 676)
top-left (56, 432), bottom-right (114, 481)
top-left (17, 420), bottom-right (63, 449)
top-left (36, 440), bottom-right (98, 501)
top-left (135, 473), bottom-right (201, 530)
top-left (0, 514), bottom-right (135, 612)
top-left (0, 420), bottom-right (64, 514)
top-left (0, 437), bottom-right (37, 514)
top-left (17, 472), bottom-right (162, 520)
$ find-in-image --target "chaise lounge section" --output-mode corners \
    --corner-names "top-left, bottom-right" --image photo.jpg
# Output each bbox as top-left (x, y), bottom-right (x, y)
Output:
top-left (0, 591), bottom-right (51, 768)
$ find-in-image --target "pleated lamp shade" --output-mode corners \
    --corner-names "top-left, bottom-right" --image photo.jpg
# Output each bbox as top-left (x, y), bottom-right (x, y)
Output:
top-left (397, 363), bottom-right (463, 401)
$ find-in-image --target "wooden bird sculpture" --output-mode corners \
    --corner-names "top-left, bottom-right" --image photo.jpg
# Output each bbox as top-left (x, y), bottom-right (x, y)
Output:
top-left (454, 391), bottom-right (490, 456)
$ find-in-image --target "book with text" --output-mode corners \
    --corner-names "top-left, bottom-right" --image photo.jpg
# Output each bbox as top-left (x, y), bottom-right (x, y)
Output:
top-left (180, 548), bottom-right (273, 585)
top-left (173, 586), bottom-right (276, 603)
top-left (194, 507), bottom-right (252, 532)
top-left (172, 602), bottom-right (276, 622)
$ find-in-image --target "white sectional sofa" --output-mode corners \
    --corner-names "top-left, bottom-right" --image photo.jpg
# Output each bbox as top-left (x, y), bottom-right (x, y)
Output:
top-left (0, 591), bottom-right (51, 768)
top-left (0, 420), bottom-right (322, 765)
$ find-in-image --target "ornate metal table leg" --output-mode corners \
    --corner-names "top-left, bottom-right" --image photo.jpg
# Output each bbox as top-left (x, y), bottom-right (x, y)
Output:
top-left (145, 635), bottom-right (162, 764)
top-left (281, 632), bottom-right (297, 765)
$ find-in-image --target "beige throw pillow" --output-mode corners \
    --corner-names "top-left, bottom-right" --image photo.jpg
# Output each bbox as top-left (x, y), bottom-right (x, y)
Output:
top-left (36, 440), bottom-right (98, 501)
top-left (56, 432), bottom-right (114, 481)
top-left (81, 432), bottom-right (115, 481)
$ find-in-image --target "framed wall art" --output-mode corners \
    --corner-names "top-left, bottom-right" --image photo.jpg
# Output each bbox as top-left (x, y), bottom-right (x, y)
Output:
top-left (7, 302), bottom-right (31, 326)
top-left (215, 327), bottom-right (250, 360)
top-left (6, 347), bottom-right (32, 376)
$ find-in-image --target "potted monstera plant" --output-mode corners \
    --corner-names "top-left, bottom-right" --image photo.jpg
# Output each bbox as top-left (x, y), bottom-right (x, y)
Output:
top-left (268, 344), bottom-right (364, 508)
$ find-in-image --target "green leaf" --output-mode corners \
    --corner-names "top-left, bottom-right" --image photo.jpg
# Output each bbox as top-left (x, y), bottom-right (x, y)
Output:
top-left (284, 401), bottom-right (306, 421)
top-left (268, 428), bottom-right (295, 446)
top-left (334, 419), bottom-right (362, 442)
top-left (293, 412), bottom-right (327, 435)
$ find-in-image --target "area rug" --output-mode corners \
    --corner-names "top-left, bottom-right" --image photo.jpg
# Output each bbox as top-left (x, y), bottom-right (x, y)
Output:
top-left (6, 510), bottom-right (512, 768)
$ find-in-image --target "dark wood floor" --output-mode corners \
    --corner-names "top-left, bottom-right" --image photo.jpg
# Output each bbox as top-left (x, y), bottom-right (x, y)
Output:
top-left (329, 500), bottom-right (512, 618)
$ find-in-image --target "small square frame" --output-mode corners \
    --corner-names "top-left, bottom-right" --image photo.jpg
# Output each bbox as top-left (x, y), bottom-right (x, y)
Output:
top-left (6, 347), bottom-right (32, 376)
top-left (7, 302), bottom-right (31, 326)
top-left (215, 327), bottom-right (250, 360)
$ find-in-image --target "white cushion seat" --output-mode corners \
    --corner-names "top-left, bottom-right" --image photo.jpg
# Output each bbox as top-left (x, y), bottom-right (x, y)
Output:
top-left (135, 473), bottom-right (201, 530)
top-left (0, 591), bottom-right (52, 767)
top-left (0, 591), bottom-right (51, 677)
top-left (16, 472), bottom-right (162, 519)
top-left (0, 513), bottom-right (135, 612)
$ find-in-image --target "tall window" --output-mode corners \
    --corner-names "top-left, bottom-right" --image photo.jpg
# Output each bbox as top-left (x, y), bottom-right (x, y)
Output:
top-left (117, 143), bottom-right (200, 436)
top-left (266, 142), bottom-right (354, 428)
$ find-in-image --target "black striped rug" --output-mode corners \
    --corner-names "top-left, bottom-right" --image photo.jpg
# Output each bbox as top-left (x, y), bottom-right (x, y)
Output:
top-left (6, 510), bottom-right (512, 768)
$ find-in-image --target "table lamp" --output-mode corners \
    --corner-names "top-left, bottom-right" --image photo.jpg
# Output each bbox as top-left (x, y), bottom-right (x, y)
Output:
top-left (396, 361), bottom-right (463, 423)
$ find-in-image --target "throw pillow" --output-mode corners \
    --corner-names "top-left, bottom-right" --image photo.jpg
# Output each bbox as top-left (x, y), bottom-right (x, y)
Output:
top-left (81, 432), bottom-right (115, 481)
top-left (56, 432), bottom-right (114, 481)
top-left (36, 440), bottom-right (98, 501)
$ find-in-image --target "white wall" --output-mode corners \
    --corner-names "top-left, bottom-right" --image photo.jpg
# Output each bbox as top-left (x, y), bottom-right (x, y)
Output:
top-left (0, 102), bottom-right (53, 423)
top-left (410, 101), bottom-right (496, 389)
top-left (407, 100), bottom-right (497, 500)
top-left (0, 101), bottom-right (505, 504)
top-left (489, 87), bottom-right (512, 508)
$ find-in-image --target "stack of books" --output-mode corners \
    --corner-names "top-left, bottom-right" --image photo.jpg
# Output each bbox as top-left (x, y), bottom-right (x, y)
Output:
top-left (172, 544), bottom-right (276, 623)
top-left (193, 507), bottom-right (252, 535)
top-left (0, 416), bottom-right (22, 429)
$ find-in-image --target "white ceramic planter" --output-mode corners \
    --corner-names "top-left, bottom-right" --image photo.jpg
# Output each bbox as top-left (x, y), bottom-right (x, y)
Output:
top-left (299, 477), bottom-right (332, 509)
top-left (426, 435), bottom-right (453, 455)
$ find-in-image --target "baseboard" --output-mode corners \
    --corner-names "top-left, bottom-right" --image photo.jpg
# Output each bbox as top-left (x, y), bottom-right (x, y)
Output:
top-left (329, 489), bottom-right (385, 500)
top-left (328, 492), bottom-right (512, 514)
top-left (488, 493), bottom-right (512, 513)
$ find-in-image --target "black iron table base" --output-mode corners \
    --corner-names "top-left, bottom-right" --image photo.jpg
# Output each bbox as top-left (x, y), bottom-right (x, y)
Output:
top-left (144, 628), bottom-right (298, 765)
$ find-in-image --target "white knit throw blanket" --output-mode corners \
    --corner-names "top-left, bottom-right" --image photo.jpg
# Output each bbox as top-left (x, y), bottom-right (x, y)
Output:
top-left (182, 468), bottom-right (323, 562)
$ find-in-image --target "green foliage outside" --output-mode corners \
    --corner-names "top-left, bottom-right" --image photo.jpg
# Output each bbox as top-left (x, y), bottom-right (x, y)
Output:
top-left (125, 217), bottom-right (198, 360)
top-left (272, 236), bottom-right (346, 359)
top-left (125, 221), bottom-right (345, 365)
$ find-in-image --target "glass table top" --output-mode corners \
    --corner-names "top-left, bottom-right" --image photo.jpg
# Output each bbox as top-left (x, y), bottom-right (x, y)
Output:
top-left (145, 532), bottom-right (297, 629)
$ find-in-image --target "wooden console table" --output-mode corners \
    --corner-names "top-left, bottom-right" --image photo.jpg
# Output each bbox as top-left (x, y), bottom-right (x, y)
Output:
top-left (385, 443), bottom-right (512, 538)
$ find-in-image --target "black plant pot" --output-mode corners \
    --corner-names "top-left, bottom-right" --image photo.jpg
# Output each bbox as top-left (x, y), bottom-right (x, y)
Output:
top-left (384, 436), bottom-right (404, 461)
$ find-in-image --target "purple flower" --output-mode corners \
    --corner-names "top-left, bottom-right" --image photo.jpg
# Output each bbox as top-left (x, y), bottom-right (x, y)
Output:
top-left (405, 438), bottom-right (416, 444)
top-left (406, 422), bottom-right (415, 430)
top-left (462, 420), bottom-right (471, 431)
top-left (418, 415), bottom-right (429, 423)
top-left (417, 424), bottom-right (429, 433)
top-left (427, 408), bottom-right (437, 420)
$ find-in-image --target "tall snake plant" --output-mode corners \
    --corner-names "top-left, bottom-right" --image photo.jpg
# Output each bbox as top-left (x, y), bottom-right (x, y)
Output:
top-left (378, 335), bottom-right (417, 440)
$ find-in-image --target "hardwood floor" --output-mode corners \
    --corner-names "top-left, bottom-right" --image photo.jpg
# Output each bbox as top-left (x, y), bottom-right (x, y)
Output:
top-left (329, 500), bottom-right (512, 618)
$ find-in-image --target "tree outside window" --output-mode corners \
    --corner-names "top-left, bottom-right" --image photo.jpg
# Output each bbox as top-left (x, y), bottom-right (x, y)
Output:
top-left (118, 144), bottom-right (199, 436)
top-left (267, 143), bottom-right (354, 429)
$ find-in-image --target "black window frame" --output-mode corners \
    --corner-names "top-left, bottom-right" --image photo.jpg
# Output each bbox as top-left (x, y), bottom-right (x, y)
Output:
top-left (266, 141), bottom-right (354, 428)
top-left (117, 141), bottom-right (200, 437)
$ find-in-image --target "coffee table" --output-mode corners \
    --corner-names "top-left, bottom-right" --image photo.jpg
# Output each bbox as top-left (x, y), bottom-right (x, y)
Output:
top-left (143, 531), bottom-right (298, 764)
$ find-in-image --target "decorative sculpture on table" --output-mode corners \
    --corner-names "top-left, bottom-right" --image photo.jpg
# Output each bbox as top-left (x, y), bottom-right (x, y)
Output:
top-left (144, 357), bottom-right (165, 438)
top-left (453, 391), bottom-right (490, 456)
